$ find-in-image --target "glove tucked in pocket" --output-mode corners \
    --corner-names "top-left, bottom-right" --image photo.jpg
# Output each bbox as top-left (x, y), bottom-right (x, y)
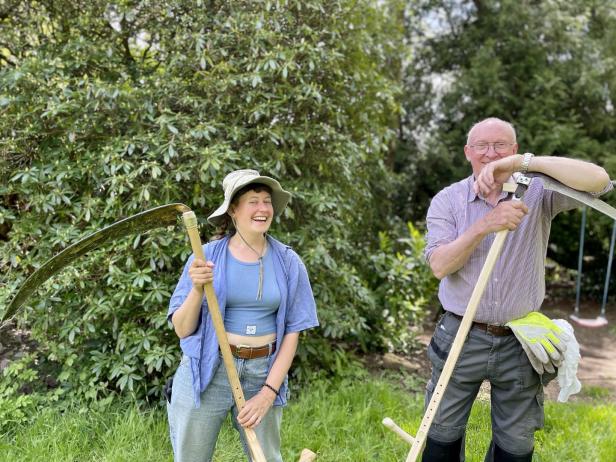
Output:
top-left (506, 311), bottom-right (572, 375)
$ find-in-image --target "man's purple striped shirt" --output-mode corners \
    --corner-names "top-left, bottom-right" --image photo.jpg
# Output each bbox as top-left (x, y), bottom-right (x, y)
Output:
top-left (425, 175), bottom-right (585, 324)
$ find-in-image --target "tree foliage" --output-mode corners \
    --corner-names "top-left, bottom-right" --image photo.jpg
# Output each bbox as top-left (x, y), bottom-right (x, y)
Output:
top-left (397, 0), bottom-right (616, 286)
top-left (0, 0), bottom-right (427, 402)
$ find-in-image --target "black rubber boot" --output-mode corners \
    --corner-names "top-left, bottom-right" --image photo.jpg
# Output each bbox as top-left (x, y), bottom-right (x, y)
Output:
top-left (421, 436), bottom-right (464, 462)
top-left (484, 440), bottom-right (533, 462)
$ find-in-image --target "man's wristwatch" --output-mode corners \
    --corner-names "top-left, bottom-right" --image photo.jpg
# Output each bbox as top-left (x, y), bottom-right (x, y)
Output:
top-left (520, 152), bottom-right (534, 174)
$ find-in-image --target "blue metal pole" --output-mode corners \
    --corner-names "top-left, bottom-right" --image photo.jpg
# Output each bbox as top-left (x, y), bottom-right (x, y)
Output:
top-left (574, 207), bottom-right (587, 316)
top-left (600, 220), bottom-right (616, 317)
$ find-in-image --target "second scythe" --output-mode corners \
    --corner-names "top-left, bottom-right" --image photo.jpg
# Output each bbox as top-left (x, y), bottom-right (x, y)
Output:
top-left (384, 173), bottom-right (616, 461)
top-left (384, 177), bottom-right (529, 461)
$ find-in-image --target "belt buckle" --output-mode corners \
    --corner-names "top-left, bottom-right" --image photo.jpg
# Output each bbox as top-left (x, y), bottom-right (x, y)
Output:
top-left (235, 344), bottom-right (252, 356)
top-left (486, 324), bottom-right (506, 335)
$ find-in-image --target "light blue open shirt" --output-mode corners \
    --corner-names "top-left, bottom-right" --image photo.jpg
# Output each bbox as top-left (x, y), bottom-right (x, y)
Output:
top-left (168, 235), bottom-right (319, 407)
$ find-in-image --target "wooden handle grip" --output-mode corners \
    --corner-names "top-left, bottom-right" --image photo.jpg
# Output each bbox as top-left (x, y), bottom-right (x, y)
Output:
top-left (299, 448), bottom-right (317, 462)
top-left (182, 211), bottom-right (266, 462)
top-left (382, 417), bottom-right (414, 445)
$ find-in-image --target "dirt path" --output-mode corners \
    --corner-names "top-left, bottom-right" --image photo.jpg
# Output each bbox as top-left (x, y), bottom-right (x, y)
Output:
top-left (541, 299), bottom-right (616, 401)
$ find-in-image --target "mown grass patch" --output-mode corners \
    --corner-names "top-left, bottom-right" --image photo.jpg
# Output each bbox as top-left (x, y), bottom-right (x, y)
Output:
top-left (1, 376), bottom-right (614, 461)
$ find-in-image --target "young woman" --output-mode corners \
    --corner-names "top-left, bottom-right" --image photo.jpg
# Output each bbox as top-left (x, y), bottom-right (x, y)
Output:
top-left (166, 169), bottom-right (319, 462)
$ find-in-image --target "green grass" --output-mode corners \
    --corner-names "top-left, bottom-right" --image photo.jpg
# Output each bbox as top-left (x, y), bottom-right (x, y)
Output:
top-left (1, 376), bottom-right (614, 461)
top-left (578, 384), bottom-right (612, 400)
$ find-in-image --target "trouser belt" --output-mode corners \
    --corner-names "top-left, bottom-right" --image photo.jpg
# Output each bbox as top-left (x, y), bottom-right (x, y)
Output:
top-left (229, 342), bottom-right (276, 359)
top-left (450, 312), bottom-right (513, 336)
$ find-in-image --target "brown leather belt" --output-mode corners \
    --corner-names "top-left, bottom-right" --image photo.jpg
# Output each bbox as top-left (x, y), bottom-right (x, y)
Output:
top-left (229, 342), bottom-right (276, 359)
top-left (450, 312), bottom-right (513, 337)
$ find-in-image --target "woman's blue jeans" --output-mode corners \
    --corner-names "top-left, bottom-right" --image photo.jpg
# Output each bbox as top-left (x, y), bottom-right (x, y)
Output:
top-left (167, 354), bottom-right (283, 462)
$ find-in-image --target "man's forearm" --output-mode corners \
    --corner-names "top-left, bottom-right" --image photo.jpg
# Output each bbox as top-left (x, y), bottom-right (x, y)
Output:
top-left (521, 155), bottom-right (610, 193)
top-left (429, 221), bottom-right (488, 279)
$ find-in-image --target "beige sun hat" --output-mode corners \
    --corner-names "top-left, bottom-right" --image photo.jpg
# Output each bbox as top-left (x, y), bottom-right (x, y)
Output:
top-left (207, 169), bottom-right (292, 226)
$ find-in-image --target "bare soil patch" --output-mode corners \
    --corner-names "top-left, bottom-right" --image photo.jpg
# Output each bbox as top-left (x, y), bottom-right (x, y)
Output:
top-left (0, 325), bottom-right (32, 372)
top-left (375, 299), bottom-right (616, 403)
top-left (541, 299), bottom-right (616, 401)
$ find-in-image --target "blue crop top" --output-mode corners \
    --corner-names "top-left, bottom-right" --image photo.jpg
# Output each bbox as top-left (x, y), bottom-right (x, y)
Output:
top-left (224, 248), bottom-right (281, 336)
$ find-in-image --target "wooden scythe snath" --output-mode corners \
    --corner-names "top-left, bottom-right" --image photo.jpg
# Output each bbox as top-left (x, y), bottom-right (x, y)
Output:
top-left (182, 210), bottom-right (267, 462)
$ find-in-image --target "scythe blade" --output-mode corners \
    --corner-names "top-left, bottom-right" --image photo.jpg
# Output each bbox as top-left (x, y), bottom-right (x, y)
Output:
top-left (529, 173), bottom-right (616, 220)
top-left (1, 203), bottom-right (191, 326)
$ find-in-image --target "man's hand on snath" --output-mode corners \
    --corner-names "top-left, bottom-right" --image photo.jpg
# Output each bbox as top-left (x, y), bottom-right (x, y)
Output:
top-left (506, 311), bottom-right (572, 375)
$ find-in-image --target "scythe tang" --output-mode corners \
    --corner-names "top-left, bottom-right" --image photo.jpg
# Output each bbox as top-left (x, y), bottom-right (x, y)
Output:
top-left (1, 203), bottom-right (191, 326)
top-left (529, 173), bottom-right (616, 220)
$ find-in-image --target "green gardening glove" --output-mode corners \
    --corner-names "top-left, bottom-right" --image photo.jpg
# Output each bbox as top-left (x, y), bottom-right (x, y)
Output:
top-left (506, 311), bottom-right (572, 375)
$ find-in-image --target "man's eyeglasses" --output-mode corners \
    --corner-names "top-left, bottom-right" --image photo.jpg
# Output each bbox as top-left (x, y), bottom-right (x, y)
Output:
top-left (469, 142), bottom-right (514, 154)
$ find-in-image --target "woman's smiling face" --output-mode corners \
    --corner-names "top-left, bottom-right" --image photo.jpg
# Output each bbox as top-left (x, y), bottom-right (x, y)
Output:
top-left (230, 188), bottom-right (274, 235)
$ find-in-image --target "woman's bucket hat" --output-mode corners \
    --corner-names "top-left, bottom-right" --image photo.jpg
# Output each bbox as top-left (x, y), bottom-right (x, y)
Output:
top-left (207, 169), bottom-right (291, 226)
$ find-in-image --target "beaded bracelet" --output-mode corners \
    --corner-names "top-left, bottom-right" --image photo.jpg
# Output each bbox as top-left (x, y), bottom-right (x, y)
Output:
top-left (263, 383), bottom-right (279, 396)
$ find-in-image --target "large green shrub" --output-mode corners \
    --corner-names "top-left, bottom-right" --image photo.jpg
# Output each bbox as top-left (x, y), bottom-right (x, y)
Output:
top-left (0, 0), bottom-right (422, 402)
top-left (368, 222), bottom-right (437, 353)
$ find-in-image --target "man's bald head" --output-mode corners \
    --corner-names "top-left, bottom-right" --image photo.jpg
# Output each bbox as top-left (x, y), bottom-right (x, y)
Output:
top-left (467, 118), bottom-right (517, 145)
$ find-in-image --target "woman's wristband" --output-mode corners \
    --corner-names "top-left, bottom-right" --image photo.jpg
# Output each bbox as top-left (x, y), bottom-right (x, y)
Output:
top-left (262, 383), bottom-right (279, 397)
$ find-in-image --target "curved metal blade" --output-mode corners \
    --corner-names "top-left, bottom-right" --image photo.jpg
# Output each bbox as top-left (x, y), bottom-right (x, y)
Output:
top-left (529, 173), bottom-right (616, 220)
top-left (1, 203), bottom-right (191, 325)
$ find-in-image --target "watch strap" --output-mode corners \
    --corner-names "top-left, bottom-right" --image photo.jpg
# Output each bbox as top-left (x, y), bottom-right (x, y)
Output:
top-left (520, 152), bottom-right (534, 173)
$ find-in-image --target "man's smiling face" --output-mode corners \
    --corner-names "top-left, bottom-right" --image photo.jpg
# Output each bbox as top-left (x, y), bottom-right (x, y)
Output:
top-left (464, 120), bottom-right (518, 178)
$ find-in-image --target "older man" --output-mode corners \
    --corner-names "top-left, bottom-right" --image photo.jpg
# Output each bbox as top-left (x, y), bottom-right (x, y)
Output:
top-left (422, 117), bottom-right (611, 462)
